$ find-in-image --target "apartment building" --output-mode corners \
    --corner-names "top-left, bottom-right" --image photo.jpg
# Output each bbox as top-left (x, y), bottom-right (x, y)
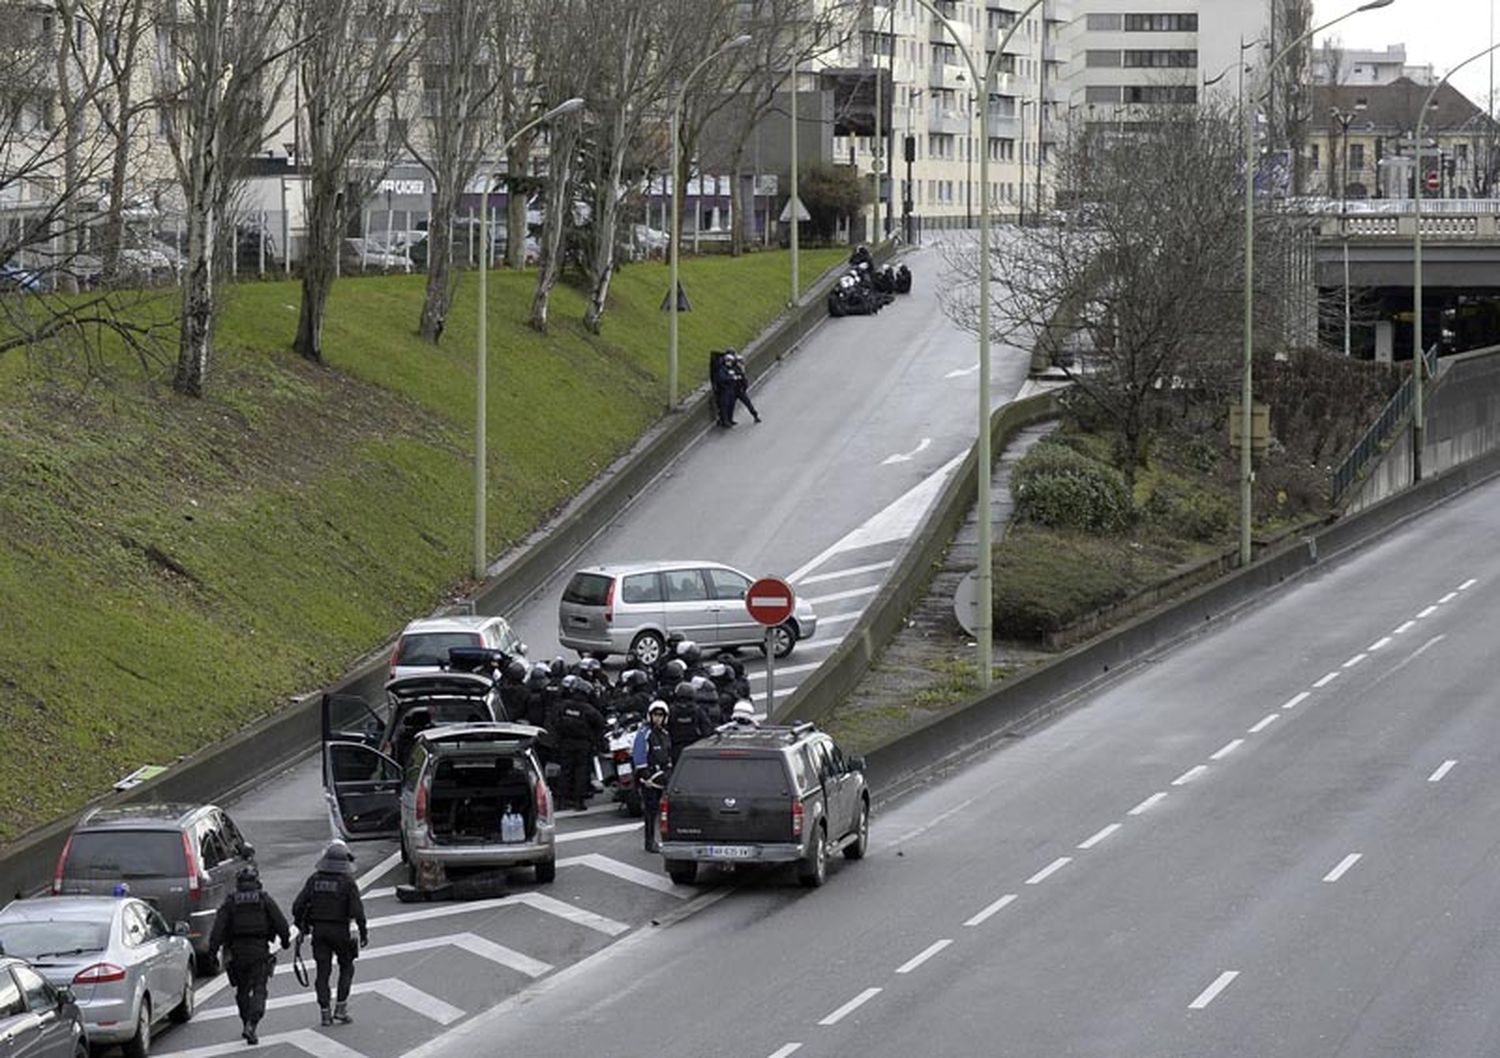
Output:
top-left (1311, 42), bottom-right (1434, 87)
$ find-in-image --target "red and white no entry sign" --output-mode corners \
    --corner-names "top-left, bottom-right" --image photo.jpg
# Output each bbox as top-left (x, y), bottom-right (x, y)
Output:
top-left (746, 576), bottom-right (796, 627)
top-left (1425, 169), bottom-right (1441, 192)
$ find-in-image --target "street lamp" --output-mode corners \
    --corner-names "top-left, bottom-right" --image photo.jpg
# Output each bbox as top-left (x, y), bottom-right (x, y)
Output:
top-left (915, 0), bottom-right (1048, 690)
top-left (1018, 98), bottom-right (1034, 226)
top-left (475, 96), bottom-right (585, 580)
top-left (1412, 39), bottom-right (1500, 482)
top-left (905, 88), bottom-right (923, 243)
top-left (1330, 102), bottom-right (1366, 357)
top-left (1238, 0), bottom-right (1392, 569)
top-left (669, 34), bottom-right (753, 411)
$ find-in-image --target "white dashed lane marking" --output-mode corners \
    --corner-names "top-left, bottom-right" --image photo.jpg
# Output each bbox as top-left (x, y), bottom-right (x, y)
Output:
top-left (1172, 765), bottom-right (1207, 786)
top-left (895, 939), bottom-right (953, 974)
top-left (1189, 971), bottom-right (1240, 1010)
top-left (1428, 760), bottom-right (1457, 783)
top-left (1281, 691), bottom-right (1310, 710)
top-left (1367, 637), bottom-right (1392, 652)
top-left (964, 893), bottom-right (1017, 927)
top-left (1248, 714), bottom-right (1278, 734)
top-left (767, 1045), bottom-right (803, 1058)
top-left (1210, 739), bottom-right (1243, 761)
top-left (1394, 620), bottom-right (1416, 634)
top-left (1459, 578), bottom-right (1477, 590)
top-left (1025, 857), bottom-right (1072, 885)
top-left (1313, 672), bottom-right (1340, 688)
top-left (1417, 605), bottom-right (1438, 618)
top-left (1343, 653), bottom-right (1367, 668)
top-left (1077, 823), bottom-right (1121, 850)
top-left (1323, 853), bottom-right (1363, 883)
top-left (1438, 591), bottom-right (1458, 604)
top-left (818, 988), bottom-right (883, 1026)
top-left (1129, 792), bottom-right (1168, 816)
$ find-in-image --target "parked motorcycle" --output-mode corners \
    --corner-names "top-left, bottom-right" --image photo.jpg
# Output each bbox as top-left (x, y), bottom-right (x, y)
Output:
top-left (596, 713), bottom-right (644, 817)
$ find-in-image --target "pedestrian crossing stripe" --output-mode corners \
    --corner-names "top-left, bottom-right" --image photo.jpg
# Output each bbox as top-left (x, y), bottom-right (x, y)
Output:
top-left (199, 977), bottom-right (464, 1025)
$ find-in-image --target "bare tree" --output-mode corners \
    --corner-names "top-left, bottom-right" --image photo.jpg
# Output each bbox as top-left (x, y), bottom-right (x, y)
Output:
top-left (159, 0), bottom-right (291, 396)
top-left (294, 0), bottom-right (421, 362)
top-left (401, 0), bottom-right (509, 342)
top-left (941, 103), bottom-right (1307, 491)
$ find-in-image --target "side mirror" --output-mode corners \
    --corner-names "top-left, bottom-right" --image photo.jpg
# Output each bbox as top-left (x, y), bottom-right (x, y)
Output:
top-left (172, 921), bottom-right (191, 937)
top-left (55, 986), bottom-right (75, 1006)
top-left (239, 843), bottom-right (256, 861)
top-left (849, 756), bottom-right (867, 773)
top-left (516, 643), bottom-right (528, 657)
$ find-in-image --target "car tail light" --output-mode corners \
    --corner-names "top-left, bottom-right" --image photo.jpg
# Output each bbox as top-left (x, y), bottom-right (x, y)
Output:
top-left (534, 777), bottom-right (553, 822)
top-left (389, 640), bottom-right (403, 677)
top-left (182, 832), bottom-right (201, 904)
top-left (792, 801), bottom-right (804, 839)
top-left (51, 834), bottom-right (74, 895)
top-left (604, 578), bottom-right (616, 626)
top-left (73, 963), bottom-right (126, 985)
top-left (659, 795), bottom-right (670, 834)
top-left (415, 783), bottom-right (428, 824)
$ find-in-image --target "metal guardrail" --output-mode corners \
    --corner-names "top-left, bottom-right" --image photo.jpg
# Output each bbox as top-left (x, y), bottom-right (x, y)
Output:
top-left (1330, 345), bottom-right (1439, 505)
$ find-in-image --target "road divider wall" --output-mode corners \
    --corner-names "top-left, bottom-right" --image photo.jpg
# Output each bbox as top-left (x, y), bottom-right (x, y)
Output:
top-left (0, 251), bottom-right (877, 902)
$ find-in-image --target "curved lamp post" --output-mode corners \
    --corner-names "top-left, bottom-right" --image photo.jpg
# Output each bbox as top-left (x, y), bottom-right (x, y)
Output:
top-left (1412, 40), bottom-right (1500, 482)
top-left (669, 34), bottom-right (753, 410)
top-left (1238, 0), bottom-right (1392, 569)
top-left (475, 97), bottom-right (585, 580)
top-left (913, 0), bottom-right (1047, 689)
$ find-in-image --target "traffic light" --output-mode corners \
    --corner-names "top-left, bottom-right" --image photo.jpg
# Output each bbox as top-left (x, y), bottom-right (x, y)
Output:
top-left (904, 135), bottom-right (915, 163)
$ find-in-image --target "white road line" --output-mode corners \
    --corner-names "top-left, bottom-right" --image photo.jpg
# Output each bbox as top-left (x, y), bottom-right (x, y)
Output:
top-left (1248, 714), bottom-right (1278, 734)
top-left (964, 893), bottom-right (1017, 927)
top-left (1393, 620), bottom-right (1416, 634)
top-left (363, 886), bottom-right (396, 900)
top-left (1459, 578), bottom-right (1478, 590)
top-left (201, 978), bottom-right (464, 1025)
top-left (1025, 857), bottom-right (1072, 885)
top-left (557, 821), bottom-right (643, 844)
top-left (1172, 765), bottom-right (1208, 786)
top-left (1323, 853), bottom-right (1363, 883)
top-left (945, 363), bottom-right (980, 378)
top-left (750, 660), bottom-right (825, 680)
top-left (1129, 792), bottom-right (1167, 816)
top-left (1343, 653), bottom-right (1368, 668)
top-left (817, 611), bottom-right (863, 627)
top-left (350, 932), bottom-right (551, 978)
top-left (1281, 691), bottom-right (1311, 710)
top-left (818, 987), bottom-right (883, 1026)
top-left (1439, 591), bottom-right (1458, 604)
top-left (1417, 605), bottom-right (1438, 618)
top-left (368, 892), bottom-right (628, 936)
top-left (1429, 759), bottom-right (1457, 783)
top-left (1189, 971), bottom-right (1240, 1010)
top-left (156, 1028), bottom-right (370, 1058)
top-left (767, 1046), bottom-right (803, 1058)
top-left (1367, 637), bottom-right (1392, 652)
top-left (895, 938), bottom-right (953, 974)
top-left (356, 850), bottom-right (402, 892)
top-left (1313, 672), bottom-right (1340, 688)
top-left (804, 584), bottom-right (883, 606)
top-left (1412, 634), bottom-right (1446, 658)
top-left (559, 852), bottom-right (686, 896)
top-left (881, 437), bottom-right (933, 465)
top-left (1077, 823), bottom-right (1122, 850)
top-left (794, 560), bottom-right (895, 586)
top-left (1210, 739), bottom-right (1244, 761)
top-left (750, 685), bottom-right (800, 703)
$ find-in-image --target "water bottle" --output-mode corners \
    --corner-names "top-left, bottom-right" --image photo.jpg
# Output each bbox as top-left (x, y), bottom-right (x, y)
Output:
top-left (500, 803), bottom-right (524, 844)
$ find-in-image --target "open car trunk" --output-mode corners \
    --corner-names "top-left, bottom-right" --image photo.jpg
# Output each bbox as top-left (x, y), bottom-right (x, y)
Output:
top-left (427, 753), bottom-right (538, 845)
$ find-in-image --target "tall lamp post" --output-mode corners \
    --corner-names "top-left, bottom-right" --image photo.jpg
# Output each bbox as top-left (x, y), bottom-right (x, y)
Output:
top-left (904, 88), bottom-right (923, 242)
top-left (1412, 39), bottom-right (1500, 482)
top-left (1018, 98), bottom-right (1034, 226)
top-left (476, 97), bottom-right (585, 580)
top-left (1238, 0), bottom-right (1392, 569)
top-left (914, 0), bottom-right (1048, 689)
top-left (1330, 103), bottom-right (1365, 358)
top-left (669, 34), bottom-right (753, 411)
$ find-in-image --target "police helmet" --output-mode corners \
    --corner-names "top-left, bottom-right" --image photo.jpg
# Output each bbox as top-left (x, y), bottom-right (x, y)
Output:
top-left (676, 640), bottom-right (702, 665)
top-left (577, 657), bottom-right (602, 676)
top-left (673, 680), bottom-right (697, 701)
top-left (236, 864), bottom-right (261, 888)
top-left (549, 656), bottom-right (568, 679)
top-left (707, 662), bottom-right (729, 683)
top-left (504, 659), bottom-right (528, 682)
top-left (527, 662), bottom-right (551, 686)
top-left (647, 699), bottom-right (670, 718)
top-left (661, 659), bottom-right (687, 682)
top-left (695, 682), bottom-right (719, 706)
top-left (732, 700), bottom-right (756, 721)
top-left (560, 674), bottom-right (586, 696)
top-left (622, 669), bottom-right (650, 691)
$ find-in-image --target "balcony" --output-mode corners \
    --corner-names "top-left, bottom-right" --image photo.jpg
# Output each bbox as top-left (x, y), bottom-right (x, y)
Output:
top-left (929, 108), bottom-right (974, 135)
top-left (928, 62), bottom-right (969, 91)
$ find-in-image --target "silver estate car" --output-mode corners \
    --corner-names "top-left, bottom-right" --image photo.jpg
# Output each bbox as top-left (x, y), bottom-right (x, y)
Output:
top-left (558, 561), bottom-right (817, 666)
top-left (0, 896), bottom-right (195, 1056)
top-left (0, 954), bottom-right (87, 1058)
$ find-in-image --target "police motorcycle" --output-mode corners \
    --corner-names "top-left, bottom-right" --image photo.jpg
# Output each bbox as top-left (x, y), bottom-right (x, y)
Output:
top-left (597, 712), bottom-right (645, 817)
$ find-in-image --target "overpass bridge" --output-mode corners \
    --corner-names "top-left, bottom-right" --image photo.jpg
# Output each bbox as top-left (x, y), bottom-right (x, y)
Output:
top-left (1312, 200), bottom-right (1500, 360)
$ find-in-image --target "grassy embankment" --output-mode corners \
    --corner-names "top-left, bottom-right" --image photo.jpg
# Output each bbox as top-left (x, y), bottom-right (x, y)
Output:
top-left (0, 249), bottom-right (845, 843)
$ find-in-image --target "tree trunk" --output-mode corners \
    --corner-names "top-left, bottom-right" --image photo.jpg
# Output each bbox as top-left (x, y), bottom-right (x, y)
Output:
top-left (419, 181), bottom-right (456, 341)
top-left (582, 177), bottom-right (620, 334)
top-left (54, 0), bottom-right (81, 296)
top-left (528, 135), bottom-right (574, 333)
top-left (175, 187), bottom-right (215, 397)
top-left (294, 178), bottom-right (342, 362)
top-left (729, 154), bottom-right (747, 257)
top-left (504, 133), bottom-right (533, 269)
top-left (102, 124), bottom-right (132, 282)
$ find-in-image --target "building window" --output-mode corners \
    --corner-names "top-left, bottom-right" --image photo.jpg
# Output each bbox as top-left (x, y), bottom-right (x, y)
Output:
top-left (1349, 143), bottom-right (1365, 171)
top-left (1085, 13), bottom-right (1122, 30)
top-left (1125, 84), bottom-right (1196, 104)
top-left (1085, 50), bottom-right (1122, 68)
top-left (1121, 49), bottom-right (1197, 68)
top-left (1309, 144), bottom-right (1320, 169)
top-left (1085, 85), bottom-right (1123, 103)
top-left (1122, 13), bottom-right (1199, 32)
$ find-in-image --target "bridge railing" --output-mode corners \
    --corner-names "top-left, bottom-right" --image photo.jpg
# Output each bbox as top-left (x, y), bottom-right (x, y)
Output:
top-left (1315, 214), bottom-right (1499, 238)
top-left (1330, 345), bottom-right (1441, 505)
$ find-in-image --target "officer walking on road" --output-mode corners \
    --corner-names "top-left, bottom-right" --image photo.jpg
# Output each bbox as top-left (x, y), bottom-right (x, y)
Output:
top-left (209, 865), bottom-right (290, 1046)
top-left (548, 675), bottom-right (606, 810)
top-left (632, 701), bottom-right (674, 852)
top-left (292, 841), bottom-right (367, 1028)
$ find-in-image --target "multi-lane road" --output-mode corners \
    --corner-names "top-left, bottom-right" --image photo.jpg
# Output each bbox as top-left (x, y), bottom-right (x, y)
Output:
top-left (150, 242), bottom-right (1039, 1058)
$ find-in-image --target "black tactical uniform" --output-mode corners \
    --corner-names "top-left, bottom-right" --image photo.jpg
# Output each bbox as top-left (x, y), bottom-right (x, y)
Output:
top-left (667, 682), bottom-right (713, 764)
top-left (209, 865), bottom-right (290, 1046)
top-left (548, 676), bottom-right (606, 810)
top-left (292, 841), bottom-right (367, 1026)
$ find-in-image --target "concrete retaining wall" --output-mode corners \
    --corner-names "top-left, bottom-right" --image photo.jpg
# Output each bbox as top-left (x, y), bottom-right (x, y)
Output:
top-left (0, 253), bottom-right (867, 902)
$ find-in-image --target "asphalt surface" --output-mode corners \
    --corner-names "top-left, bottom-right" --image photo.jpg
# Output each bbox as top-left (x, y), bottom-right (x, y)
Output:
top-left (147, 241), bottom-right (1037, 1058)
top-left (398, 468), bottom-right (1500, 1058)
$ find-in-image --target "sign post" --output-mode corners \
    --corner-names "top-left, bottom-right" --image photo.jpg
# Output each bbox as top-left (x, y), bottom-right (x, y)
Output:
top-left (745, 576), bottom-right (796, 722)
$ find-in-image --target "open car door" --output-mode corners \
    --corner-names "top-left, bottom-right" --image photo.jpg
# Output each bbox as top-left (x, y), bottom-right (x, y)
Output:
top-left (322, 693), bottom-right (402, 841)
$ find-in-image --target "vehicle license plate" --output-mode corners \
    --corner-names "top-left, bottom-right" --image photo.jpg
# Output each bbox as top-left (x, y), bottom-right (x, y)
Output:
top-left (617, 761), bottom-right (633, 776)
top-left (705, 845), bottom-right (755, 859)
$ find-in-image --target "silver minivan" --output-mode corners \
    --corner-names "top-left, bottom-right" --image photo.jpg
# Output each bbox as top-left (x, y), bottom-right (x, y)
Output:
top-left (557, 561), bottom-right (817, 667)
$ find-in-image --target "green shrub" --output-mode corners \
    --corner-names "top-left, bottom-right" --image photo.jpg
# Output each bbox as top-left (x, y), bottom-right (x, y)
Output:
top-left (1011, 440), bottom-right (1133, 534)
top-left (1142, 477), bottom-right (1232, 542)
top-left (991, 527), bottom-right (1139, 640)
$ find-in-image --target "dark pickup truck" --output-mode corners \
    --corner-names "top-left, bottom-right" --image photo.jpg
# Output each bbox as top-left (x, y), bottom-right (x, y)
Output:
top-left (658, 723), bottom-right (870, 888)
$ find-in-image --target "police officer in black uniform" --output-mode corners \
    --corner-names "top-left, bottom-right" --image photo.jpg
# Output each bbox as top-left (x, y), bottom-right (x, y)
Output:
top-left (667, 680), bottom-right (713, 764)
top-left (547, 675), bottom-right (606, 810)
top-left (292, 841), bottom-right (367, 1027)
top-left (611, 669), bottom-right (654, 724)
top-left (497, 658), bottom-right (530, 721)
top-left (635, 701), bottom-right (673, 852)
top-left (209, 865), bottom-right (290, 1046)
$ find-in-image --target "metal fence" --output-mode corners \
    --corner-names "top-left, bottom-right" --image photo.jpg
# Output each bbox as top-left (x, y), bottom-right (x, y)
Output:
top-left (1330, 344), bottom-right (1440, 505)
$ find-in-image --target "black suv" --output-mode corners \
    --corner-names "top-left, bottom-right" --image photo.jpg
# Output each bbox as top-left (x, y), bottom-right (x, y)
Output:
top-left (659, 723), bottom-right (870, 888)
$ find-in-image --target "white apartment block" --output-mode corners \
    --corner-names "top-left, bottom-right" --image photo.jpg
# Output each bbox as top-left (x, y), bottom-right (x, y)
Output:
top-left (831, 0), bottom-right (1068, 229)
top-left (1311, 42), bottom-right (1434, 87)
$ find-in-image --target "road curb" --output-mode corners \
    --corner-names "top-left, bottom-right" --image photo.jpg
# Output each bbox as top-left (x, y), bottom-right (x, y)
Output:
top-left (0, 250), bottom-right (875, 902)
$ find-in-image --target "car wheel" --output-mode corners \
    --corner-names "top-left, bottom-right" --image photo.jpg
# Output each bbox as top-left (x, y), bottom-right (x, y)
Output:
top-left (169, 976), bottom-right (195, 1024)
top-left (844, 799), bottom-right (870, 861)
top-left (534, 857), bottom-right (557, 884)
top-left (121, 996), bottom-right (150, 1058)
top-left (630, 630), bottom-right (666, 668)
top-left (666, 860), bottom-right (697, 885)
top-left (798, 825), bottom-right (827, 888)
top-left (73, 1041), bottom-right (88, 1058)
top-left (758, 622), bottom-right (795, 659)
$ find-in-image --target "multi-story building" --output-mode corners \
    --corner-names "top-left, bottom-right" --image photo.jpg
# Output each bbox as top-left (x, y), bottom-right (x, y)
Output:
top-left (1311, 42), bottom-right (1434, 88)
